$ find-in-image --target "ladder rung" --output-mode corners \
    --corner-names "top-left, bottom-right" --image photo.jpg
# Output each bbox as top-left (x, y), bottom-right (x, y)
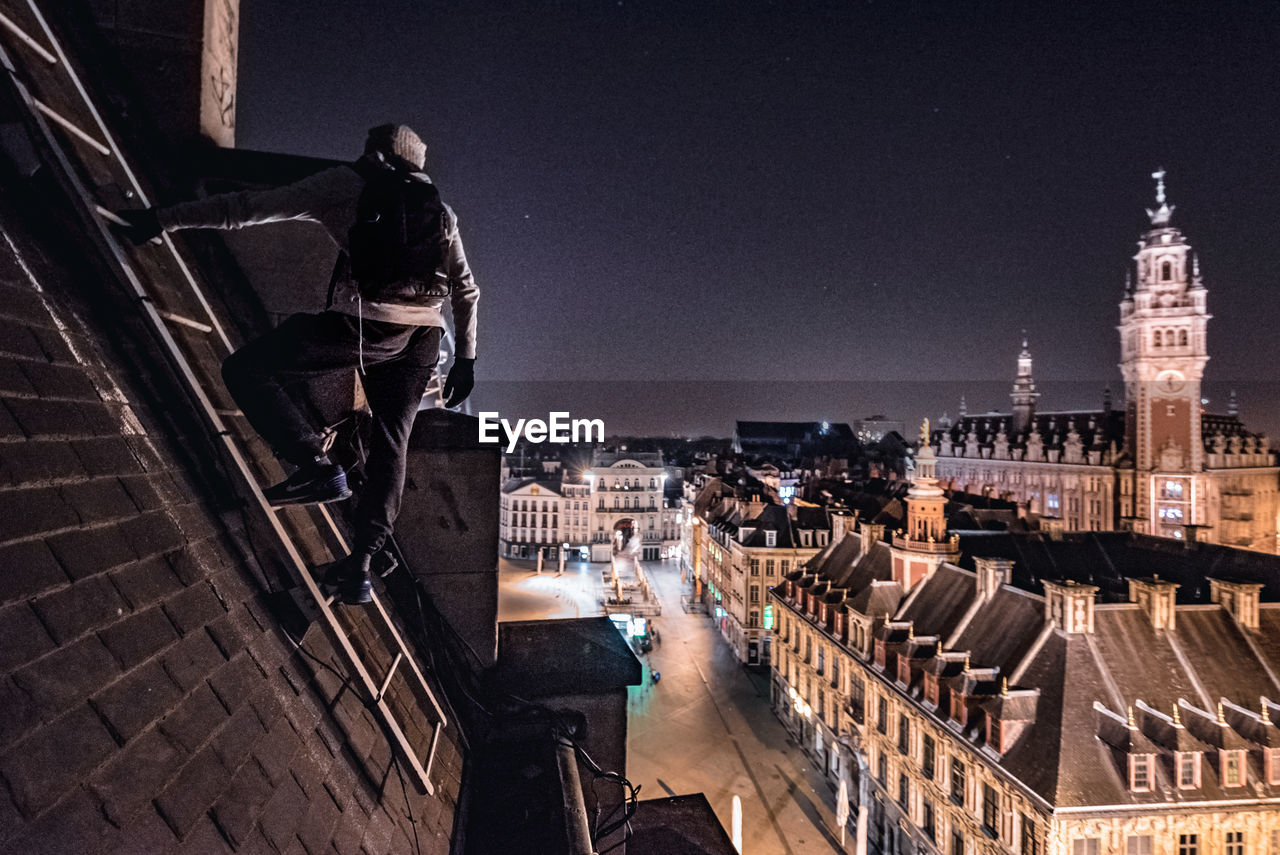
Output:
top-left (33, 98), bottom-right (110, 156)
top-left (377, 651), bottom-right (403, 702)
top-left (0, 11), bottom-right (56, 64)
top-left (214, 408), bottom-right (243, 418)
top-left (157, 309), bottom-right (214, 333)
top-left (94, 206), bottom-right (163, 245)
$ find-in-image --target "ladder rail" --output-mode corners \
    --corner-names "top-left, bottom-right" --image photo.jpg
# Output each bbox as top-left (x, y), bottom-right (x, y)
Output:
top-left (0, 0), bottom-right (448, 794)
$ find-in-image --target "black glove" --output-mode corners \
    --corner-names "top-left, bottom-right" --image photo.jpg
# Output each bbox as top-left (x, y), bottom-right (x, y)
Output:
top-left (112, 208), bottom-right (162, 245)
top-left (443, 357), bottom-right (475, 408)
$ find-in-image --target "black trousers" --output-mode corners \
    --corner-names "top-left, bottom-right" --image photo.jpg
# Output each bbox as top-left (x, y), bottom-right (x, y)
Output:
top-left (221, 311), bottom-right (442, 555)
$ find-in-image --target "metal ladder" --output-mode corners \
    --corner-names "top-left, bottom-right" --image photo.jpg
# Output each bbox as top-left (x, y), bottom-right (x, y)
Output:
top-left (0, 0), bottom-right (446, 793)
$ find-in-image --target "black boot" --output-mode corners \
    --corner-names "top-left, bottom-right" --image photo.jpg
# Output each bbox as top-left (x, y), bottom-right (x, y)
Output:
top-left (319, 552), bottom-right (373, 605)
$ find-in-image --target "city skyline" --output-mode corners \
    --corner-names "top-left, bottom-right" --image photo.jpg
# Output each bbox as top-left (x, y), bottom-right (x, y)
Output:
top-left (239, 1), bottom-right (1280, 391)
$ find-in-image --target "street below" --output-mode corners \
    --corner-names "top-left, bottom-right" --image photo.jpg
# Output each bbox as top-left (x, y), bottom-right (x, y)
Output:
top-left (496, 555), bottom-right (845, 854)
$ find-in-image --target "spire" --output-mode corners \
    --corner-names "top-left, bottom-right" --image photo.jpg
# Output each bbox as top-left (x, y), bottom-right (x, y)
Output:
top-left (1127, 705), bottom-right (1137, 728)
top-left (1124, 268), bottom-right (1132, 295)
top-left (959, 394), bottom-right (968, 419)
top-left (1172, 704), bottom-right (1182, 726)
top-left (1263, 702), bottom-right (1272, 725)
top-left (1001, 677), bottom-right (1009, 696)
top-left (963, 652), bottom-right (971, 672)
top-left (1146, 167), bottom-right (1175, 227)
top-left (1191, 252), bottom-right (1203, 287)
top-left (1217, 701), bottom-right (1226, 724)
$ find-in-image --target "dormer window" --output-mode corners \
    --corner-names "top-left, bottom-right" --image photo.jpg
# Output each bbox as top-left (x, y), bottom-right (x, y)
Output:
top-left (874, 639), bottom-right (886, 668)
top-left (1267, 747), bottom-right (1280, 785)
top-left (801, 530), bottom-right (812, 547)
top-left (924, 673), bottom-right (939, 706)
top-left (1221, 750), bottom-right (1246, 787)
top-left (1176, 752), bottom-right (1201, 789)
top-left (765, 530), bottom-right (777, 547)
top-left (988, 716), bottom-right (1003, 753)
top-left (1129, 754), bottom-right (1154, 792)
top-left (950, 692), bottom-right (967, 725)
top-left (897, 656), bottom-right (910, 686)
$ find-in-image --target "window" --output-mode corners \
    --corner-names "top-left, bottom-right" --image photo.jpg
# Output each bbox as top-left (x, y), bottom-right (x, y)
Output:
top-left (817, 646), bottom-right (825, 675)
top-left (877, 696), bottom-right (888, 734)
top-left (1226, 832), bottom-right (1244, 855)
top-left (898, 773), bottom-right (909, 809)
top-left (922, 798), bottom-right (935, 840)
top-left (750, 586), bottom-right (760, 604)
top-left (1268, 747), bottom-right (1280, 785)
top-left (1073, 841), bottom-right (1100, 855)
top-left (779, 560), bottom-right (789, 575)
top-left (832, 658), bottom-right (840, 691)
top-left (924, 673), bottom-right (939, 706)
top-left (898, 714), bottom-right (910, 754)
top-left (1022, 816), bottom-right (1039, 855)
top-left (988, 716), bottom-right (1003, 752)
top-left (877, 751), bottom-right (887, 784)
top-left (1162, 260), bottom-right (1172, 281)
top-left (982, 784), bottom-right (998, 837)
top-left (849, 676), bottom-right (865, 722)
top-left (922, 734), bottom-right (936, 780)
top-left (748, 610), bottom-right (759, 628)
top-left (765, 559), bottom-right (775, 575)
top-left (1222, 749), bottom-right (1246, 787)
top-left (750, 558), bottom-right (760, 576)
top-left (1153, 330), bottom-right (1162, 347)
top-left (1129, 754), bottom-right (1153, 791)
top-left (1179, 329), bottom-right (1188, 346)
top-left (1176, 752), bottom-right (1200, 788)
top-left (765, 530), bottom-right (777, 547)
top-left (951, 831), bottom-right (964, 855)
top-left (1178, 834), bottom-right (1198, 855)
top-left (1127, 836), bottom-right (1152, 855)
top-left (950, 759), bottom-right (965, 806)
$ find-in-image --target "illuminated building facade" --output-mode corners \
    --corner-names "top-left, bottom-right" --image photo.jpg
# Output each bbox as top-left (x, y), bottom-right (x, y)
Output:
top-left (770, 423), bottom-right (1280, 855)
top-left (935, 174), bottom-right (1279, 553)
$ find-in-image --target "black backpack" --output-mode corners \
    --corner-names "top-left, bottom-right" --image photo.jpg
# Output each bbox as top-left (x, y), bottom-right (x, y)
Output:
top-left (346, 160), bottom-right (450, 300)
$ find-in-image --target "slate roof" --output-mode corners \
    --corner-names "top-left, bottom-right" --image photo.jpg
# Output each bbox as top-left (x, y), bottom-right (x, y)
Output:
top-left (781, 525), bottom-right (1280, 809)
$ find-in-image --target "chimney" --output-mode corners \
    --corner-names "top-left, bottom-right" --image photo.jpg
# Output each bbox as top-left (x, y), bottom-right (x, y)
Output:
top-left (1129, 577), bottom-right (1180, 631)
top-left (831, 511), bottom-right (850, 543)
top-left (1043, 580), bottom-right (1098, 634)
top-left (1209, 579), bottom-right (1262, 631)
top-left (859, 521), bottom-right (885, 557)
top-left (974, 557), bottom-right (1014, 602)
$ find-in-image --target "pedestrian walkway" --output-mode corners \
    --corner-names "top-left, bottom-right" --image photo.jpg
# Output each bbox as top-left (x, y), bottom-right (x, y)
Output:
top-left (627, 561), bottom-right (845, 854)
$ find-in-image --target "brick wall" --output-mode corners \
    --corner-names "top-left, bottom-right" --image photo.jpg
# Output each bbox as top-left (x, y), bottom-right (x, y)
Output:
top-left (0, 173), bottom-right (462, 852)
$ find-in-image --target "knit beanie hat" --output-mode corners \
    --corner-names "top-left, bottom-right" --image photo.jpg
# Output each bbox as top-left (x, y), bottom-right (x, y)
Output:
top-left (366, 123), bottom-right (427, 170)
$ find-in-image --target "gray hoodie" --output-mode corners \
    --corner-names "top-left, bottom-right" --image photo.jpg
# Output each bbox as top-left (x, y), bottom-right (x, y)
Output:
top-left (157, 161), bottom-right (479, 358)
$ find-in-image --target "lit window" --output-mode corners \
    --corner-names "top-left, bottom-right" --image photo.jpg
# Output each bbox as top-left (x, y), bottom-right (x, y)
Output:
top-left (1222, 750), bottom-right (1245, 787)
top-left (1164, 480), bottom-right (1184, 498)
top-left (1129, 754), bottom-right (1154, 791)
top-left (1159, 506), bottom-right (1184, 521)
top-left (1126, 837), bottom-right (1152, 855)
top-left (1176, 752), bottom-right (1200, 788)
top-left (766, 531), bottom-right (777, 547)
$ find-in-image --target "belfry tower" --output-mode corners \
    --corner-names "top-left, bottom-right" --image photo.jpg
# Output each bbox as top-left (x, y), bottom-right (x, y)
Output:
top-left (1117, 169), bottom-right (1211, 536)
top-left (1010, 334), bottom-right (1039, 436)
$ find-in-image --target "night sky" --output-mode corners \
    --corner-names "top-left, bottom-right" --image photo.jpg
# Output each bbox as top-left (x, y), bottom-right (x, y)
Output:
top-left (238, 1), bottom-right (1280, 434)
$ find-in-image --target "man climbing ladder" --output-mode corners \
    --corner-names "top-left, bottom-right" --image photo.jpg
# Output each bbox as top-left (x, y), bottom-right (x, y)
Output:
top-left (116, 124), bottom-right (480, 604)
